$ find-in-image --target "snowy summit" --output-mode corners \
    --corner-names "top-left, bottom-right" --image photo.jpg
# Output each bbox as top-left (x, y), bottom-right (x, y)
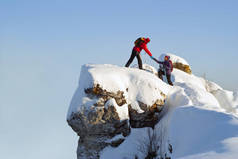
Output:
top-left (67, 54), bottom-right (238, 159)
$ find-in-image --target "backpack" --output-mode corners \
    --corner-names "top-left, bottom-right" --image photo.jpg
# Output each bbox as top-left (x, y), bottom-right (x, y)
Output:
top-left (169, 60), bottom-right (173, 72)
top-left (134, 37), bottom-right (146, 46)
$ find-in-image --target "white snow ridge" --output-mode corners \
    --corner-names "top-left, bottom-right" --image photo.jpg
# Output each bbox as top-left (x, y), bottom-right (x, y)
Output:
top-left (67, 54), bottom-right (238, 159)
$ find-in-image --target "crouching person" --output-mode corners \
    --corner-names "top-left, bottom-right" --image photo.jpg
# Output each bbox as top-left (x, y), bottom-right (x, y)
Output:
top-left (152, 55), bottom-right (173, 86)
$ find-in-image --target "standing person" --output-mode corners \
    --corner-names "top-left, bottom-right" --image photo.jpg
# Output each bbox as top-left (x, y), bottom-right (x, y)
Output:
top-left (152, 55), bottom-right (174, 86)
top-left (125, 37), bottom-right (153, 69)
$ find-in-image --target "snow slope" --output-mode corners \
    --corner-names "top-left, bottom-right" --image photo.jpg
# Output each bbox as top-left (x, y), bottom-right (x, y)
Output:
top-left (170, 106), bottom-right (238, 159)
top-left (171, 68), bottom-right (238, 117)
top-left (165, 65), bottom-right (238, 159)
top-left (101, 65), bottom-right (238, 159)
top-left (168, 66), bottom-right (238, 158)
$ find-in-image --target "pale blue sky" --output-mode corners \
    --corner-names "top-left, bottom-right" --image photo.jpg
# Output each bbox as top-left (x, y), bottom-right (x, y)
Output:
top-left (1, 0), bottom-right (238, 158)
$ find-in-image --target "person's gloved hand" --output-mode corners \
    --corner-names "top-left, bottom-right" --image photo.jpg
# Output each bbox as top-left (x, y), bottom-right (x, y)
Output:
top-left (150, 55), bottom-right (154, 60)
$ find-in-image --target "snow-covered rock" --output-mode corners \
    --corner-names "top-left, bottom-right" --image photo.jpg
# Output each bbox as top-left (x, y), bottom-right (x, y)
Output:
top-left (67, 64), bottom-right (171, 158)
top-left (159, 53), bottom-right (192, 74)
top-left (132, 63), bottom-right (158, 75)
top-left (67, 64), bottom-right (171, 119)
top-left (67, 55), bottom-right (238, 159)
top-left (172, 69), bottom-right (221, 110)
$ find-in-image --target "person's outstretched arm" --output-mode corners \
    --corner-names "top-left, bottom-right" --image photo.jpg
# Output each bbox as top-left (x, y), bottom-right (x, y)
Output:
top-left (152, 57), bottom-right (163, 64)
top-left (143, 45), bottom-right (152, 56)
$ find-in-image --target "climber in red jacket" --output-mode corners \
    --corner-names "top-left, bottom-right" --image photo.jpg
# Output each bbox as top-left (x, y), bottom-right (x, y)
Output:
top-left (125, 37), bottom-right (153, 69)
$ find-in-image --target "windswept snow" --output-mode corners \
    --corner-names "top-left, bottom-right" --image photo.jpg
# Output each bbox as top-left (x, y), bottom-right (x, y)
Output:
top-left (204, 80), bottom-right (223, 92)
top-left (212, 89), bottom-right (238, 115)
top-left (172, 69), bottom-right (221, 110)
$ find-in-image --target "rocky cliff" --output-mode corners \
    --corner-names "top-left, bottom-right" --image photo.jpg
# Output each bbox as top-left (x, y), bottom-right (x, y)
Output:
top-left (67, 64), bottom-right (171, 158)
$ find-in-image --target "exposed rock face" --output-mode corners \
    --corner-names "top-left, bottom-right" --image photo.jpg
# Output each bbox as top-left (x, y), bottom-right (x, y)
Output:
top-left (68, 84), bottom-right (166, 159)
top-left (173, 62), bottom-right (192, 74)
top-left (129, 105), bottom-right (161, 128)
top-left (67, 64), bottom-right (170, 159)
top-left (85, 84), bottom-right (127, 107)
top-left (129, 94), bottom-right (165, 128)
top-left (68, 84), bottom-right (130, 158)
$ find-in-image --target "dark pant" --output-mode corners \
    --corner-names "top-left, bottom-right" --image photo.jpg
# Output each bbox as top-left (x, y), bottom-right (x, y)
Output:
top-left (125, 49), bottom-right (142, 69)
top-left (158, 69), bottom-right (173, 86)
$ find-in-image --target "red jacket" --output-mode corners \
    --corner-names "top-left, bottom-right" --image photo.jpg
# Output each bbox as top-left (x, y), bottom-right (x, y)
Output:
top-left (133, 41), bottom-right (152, 56)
